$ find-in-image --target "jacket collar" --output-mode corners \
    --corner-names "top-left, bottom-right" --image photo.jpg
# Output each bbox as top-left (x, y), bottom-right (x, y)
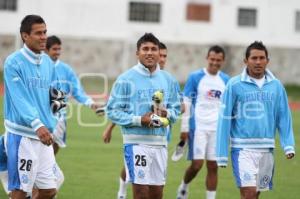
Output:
top-left (241, 67), bottom-right (276, 84)
top-left (133, 61), bottom-right (160, 76)
top-left (20, 44), bottom-right (44, 65)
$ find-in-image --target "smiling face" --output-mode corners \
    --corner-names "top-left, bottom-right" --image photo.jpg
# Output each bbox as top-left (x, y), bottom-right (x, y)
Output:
top-left (21, 23), bottom-right (47, 53)
top-left (206, 51), bottom-right (225, 75)
top-left (136, 42), bottom-right (160, 72)
top-left (244, 49), bottom-right (269, 79)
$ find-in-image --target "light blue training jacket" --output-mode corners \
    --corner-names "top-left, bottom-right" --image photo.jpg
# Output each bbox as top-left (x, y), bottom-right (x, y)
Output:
top-left (3, 44), bottom-right (59, 139)
top-left (106, 62), bottom-right (181, 146)
top-left (216, 68), bottom-right (295, 166)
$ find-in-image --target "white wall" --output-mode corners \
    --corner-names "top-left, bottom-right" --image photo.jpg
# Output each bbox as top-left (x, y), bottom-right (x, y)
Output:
top-left (1, 0), bottom-right (300, 47)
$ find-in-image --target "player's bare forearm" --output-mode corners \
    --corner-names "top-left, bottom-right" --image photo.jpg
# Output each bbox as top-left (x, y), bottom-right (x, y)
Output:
top-left (102, 123), bottom-right (116, 143)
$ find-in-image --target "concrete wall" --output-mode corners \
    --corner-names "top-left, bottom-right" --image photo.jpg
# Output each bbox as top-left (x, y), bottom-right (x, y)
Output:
top-left (1, 35), bottom-right (299, 84)
top-left (1, 0), bottom-right (300, 84)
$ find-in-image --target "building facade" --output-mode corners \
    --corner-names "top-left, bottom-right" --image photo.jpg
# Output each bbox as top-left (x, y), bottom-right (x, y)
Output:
top-left (1, 0), bottom-right (300, 83)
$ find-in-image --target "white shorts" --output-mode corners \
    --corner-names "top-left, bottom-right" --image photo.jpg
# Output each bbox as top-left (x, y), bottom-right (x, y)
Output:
top-left (6, 132), bottom-right (57, 192)
top-left (188, 130), bottom-right (216, 161)
top-left (231, 149), bottom-right (274, 191)
top-left (124, 144), bottom-right (167, 186)
top-left (53, 116), bottom-right (67, 148)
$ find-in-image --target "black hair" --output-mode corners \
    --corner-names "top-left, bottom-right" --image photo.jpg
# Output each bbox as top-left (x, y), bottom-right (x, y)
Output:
top-left (136, 33), bottom-right (160, 50)
top-left (245, 41), bottom-right (269, 59)
top-left (159, 42), bottom-right (167, 50)
top-left (46, 35), bottom-right (62, 50)
top-left (20, 15), bottom-right (45, 35)
top-left (207, 45), bottom-right (225, 59)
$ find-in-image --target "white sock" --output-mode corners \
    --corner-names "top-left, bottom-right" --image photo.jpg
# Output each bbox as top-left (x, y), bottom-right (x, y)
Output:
top-left (118, 178), bottom-right (128, 196)
top-left (206, 190), bottom-right (216, 199)
top-left (180, 180), bottom-right (189, 190)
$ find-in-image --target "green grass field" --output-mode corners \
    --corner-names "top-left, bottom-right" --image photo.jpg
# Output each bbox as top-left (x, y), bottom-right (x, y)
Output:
top-left (0, 96), bottom-right (299, 199)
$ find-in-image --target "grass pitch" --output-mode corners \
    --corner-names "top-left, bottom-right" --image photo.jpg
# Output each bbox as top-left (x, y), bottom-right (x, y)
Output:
top-left (0, 97), bottom-right (299, 199)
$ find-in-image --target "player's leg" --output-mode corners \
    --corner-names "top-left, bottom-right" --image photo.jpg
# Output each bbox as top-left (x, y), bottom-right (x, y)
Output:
top-left (52, 115), bottom-right (67, 155)
top-left (117, 167), bottom-right (128, 199)
top-left (148, 146), bottom-right (167, 199)
top-left (206, 161), bottom-right (217, 199)
top-left (124, 144), bottom-right (152, 199)
top-left (33, 140), bottom-right (57, 199)
top-left (232, 149), bottom-right (262, 199)
top-left (177, 132), bottom-right (206, 198)
top-left (149, 185), bottom-right (164, 199)
top-left (6, 133), bottom-right (38, 199)
top-left (205, 130), bottom-right (218, 199)
top-left (0, 134), bottom-right (10, 196)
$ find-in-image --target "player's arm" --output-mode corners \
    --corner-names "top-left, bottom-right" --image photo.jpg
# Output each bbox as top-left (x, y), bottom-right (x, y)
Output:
top-left (4, 61), bottom-right (45, 132)
top-left (68, 67), bottom-right (95, 107)
top-left (106, 78), bottom-right (143, 127)
top-left (102, 123), bottom-right (116, 143)
top-left (165, 80), bottom-right (181, 124)
top-left (277, 84), bottom-right (295, 159)
top-left (180, 97), bottom-right (191, 142)
top-left (216, 83), bottom-right (235, 168)
top-left (5, 61), bottom-right (54, 145)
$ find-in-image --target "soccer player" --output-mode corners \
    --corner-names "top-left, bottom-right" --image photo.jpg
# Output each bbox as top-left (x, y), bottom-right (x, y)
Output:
top-left (176, 46), bottom-right (230, 199)
top-left (102, 42), bottom-right (170, 199)
top-left (45, 35), bottom-right (100, 155)
top-left (216, 41), bottom-right (295, 199)
top-left (106, 33), bottom-right (181, 199)
top-left (3, 15), bottom-right (58, 199)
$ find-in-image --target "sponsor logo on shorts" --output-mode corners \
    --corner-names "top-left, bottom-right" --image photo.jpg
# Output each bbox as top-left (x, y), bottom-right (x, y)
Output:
top-left (195, 147), bottom-right (202, 155)
top-left (21, 174), bottom-right (29, 184)
top-left (259, 175), bottom-right (270, 188)
top-left (243, 172), bottom-right (251, 182)
top-left (137, 170), bottom-right (145, 179)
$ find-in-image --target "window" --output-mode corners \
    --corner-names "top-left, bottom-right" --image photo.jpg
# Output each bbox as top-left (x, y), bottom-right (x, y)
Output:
top-left (129, 2), bottom-right (161, 23)
top-left (0, 0), bottom-right (17, 11)
top-left (238, 8), bottom-right (257, 27)
top-left (186, 3), bottom-right (210, 21)
top-left (296, 11), bottom-right (300, 32)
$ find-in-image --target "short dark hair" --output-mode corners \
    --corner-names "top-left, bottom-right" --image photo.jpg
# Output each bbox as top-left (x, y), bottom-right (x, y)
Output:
top-left (207, 45), bottom-right (225, 59)
top-left (46, 35), bottom-right (61, 50)
top-left (159, 42), bottom-right (167, 50)
top-left (245, 41), bottom-right (268, 59)
top-left (136, 33), bottom-right (160, 50)
top-left (20, 15), bottom-right (45, 35)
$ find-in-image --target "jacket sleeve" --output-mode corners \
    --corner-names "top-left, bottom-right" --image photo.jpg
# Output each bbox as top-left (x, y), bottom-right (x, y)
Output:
top-left (4, 61), bottom-right (44, 131)
top-left (166, 79), bottom-right (181, 124)
top-left (106, 78), bottom-right (140, 127)
top-left (277, 84), bottom-right (295, 155)
top-left (216, 82), bottom-right (235, 167)
top-left (68, 67), bottom-right (93, 106)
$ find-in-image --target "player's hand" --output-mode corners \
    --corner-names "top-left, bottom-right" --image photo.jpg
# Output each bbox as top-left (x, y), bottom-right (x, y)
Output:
top-left (141, 112), bottom-right (153, 127)
top-left (286, 153), bottom-right (295, 159)
top-left (102, 129), bottom-right (112, 143)
top-left (92, 103), bottom-right (106, 116)
top-left (180, 132), bottom-right (189, 141)
top-left (36, 126), bottom-right (54, 146)
top-left (153, 107), bottom-right (168, 117)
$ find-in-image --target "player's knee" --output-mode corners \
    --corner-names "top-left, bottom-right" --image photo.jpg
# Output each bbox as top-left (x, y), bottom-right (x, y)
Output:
top-left (206, 161), bottom-right (218, 172)
top-left (191, 160), bottom-right (203, 171)
top-left (241, 189), bottom-right (257, 199)
top-left (39, 188), bottom-right (57, 199)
